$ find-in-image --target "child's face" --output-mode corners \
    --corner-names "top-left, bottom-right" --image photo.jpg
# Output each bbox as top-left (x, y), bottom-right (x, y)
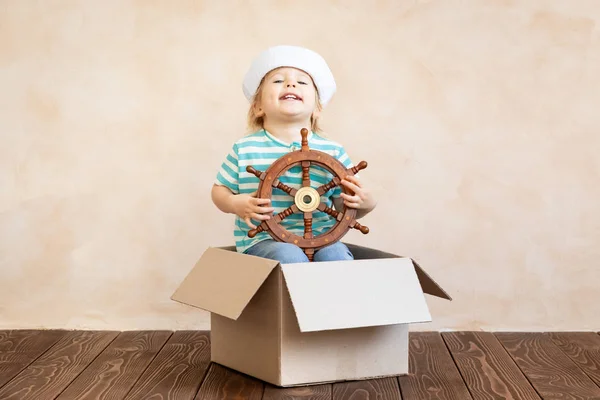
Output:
top-left (255, 67), bottom-right (319, 124)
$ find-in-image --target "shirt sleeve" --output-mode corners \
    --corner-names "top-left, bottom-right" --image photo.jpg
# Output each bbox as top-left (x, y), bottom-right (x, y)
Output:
top-left (215, 143), bottom-right (240, 194)
top-left (332, 145), bottom-right (354, 198)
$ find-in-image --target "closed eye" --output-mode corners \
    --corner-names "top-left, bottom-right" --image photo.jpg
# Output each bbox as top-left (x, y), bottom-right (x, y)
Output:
top-left (273, 79), bottom-right (307, 85)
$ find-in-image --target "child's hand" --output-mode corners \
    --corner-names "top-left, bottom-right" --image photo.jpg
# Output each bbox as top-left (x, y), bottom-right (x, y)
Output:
top-left (230, 192), bottom-right (274, 229)
top-left (339, 175), bottom-right (376, 211)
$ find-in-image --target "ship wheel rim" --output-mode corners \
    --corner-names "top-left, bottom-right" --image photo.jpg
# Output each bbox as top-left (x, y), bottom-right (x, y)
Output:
top-left (256, 150), bottom-right (357, 249)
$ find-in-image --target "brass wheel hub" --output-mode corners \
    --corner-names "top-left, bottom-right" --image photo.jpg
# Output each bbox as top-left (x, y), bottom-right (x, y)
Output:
top-left (294, 187), bottom-right (320, 212)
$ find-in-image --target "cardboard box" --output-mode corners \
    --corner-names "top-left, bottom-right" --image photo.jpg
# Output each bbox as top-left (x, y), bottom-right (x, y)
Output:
top-left (171, 242), bottom-right (451, 387)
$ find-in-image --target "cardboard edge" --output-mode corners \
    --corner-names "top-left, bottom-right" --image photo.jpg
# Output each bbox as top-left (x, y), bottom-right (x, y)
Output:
top-left (296, 318), bottom-right (434, 334)
top-left (411, 259), bottom-right (453, 301)
top-left (279, 266), bottom-right (306, 333)
top-left (276, 269), bottom-right (284, 385)
top-left (281, 258), bottom-right (434, 333)
top-left (210, 359), bottom-right (283, 388)
top-left (170, 247), bottom-right (281, 320)
top-left (345, 242), bottom-right (452, 301)
top-left (279, 372), bottom-right (409, 388)
top-left (210, 357), bottom-right (409, 388)
top-left (205, 245), bottom-right (452, 302)
top-left (170, 296), bottom-right (212, 313)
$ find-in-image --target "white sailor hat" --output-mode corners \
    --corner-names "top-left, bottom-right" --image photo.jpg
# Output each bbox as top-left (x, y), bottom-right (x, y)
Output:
top-left (242, 45), bottom-right (337, 106)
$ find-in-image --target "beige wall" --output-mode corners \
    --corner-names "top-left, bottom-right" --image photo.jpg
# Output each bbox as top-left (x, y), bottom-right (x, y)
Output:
top-left (1, 0), bottom-right (599, 331)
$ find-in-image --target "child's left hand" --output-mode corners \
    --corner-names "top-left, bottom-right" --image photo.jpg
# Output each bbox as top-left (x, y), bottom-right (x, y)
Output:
top-left (339, 175), bottom-right (376, 212)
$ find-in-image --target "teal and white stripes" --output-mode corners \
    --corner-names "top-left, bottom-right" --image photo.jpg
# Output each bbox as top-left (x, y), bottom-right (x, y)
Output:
top-left (215, 129), bottom-right (354, 253)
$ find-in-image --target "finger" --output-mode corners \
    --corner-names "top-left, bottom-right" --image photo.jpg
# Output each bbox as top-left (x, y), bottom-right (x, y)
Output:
top-left (251, 212), bottom-right (271, 221)
top-left (340, 193), bottom-right (361, 203)
top-left (345, 175), bottom-right (362, 187)
top-left (244, 217), bottom-right (257, 229)
top-left (255, 205), bottom-right (275, 214)
top-left (344, 200), bottom-right (360, 209)
top-left (252, 197), bottom-right (272, 205)
top-left (341, 179), bottom-right (361, 193)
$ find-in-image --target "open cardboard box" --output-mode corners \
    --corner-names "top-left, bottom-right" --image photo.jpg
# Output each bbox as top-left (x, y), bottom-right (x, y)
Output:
top-left (171, 242), bottom-right (451, 387)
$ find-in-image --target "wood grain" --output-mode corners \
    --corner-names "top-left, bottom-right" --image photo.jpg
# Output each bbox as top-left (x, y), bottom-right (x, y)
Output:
top-left (0, 330), bottom-right (66, 389)
top-left (56, 330), bottom-right (172, 400)
top-left (496, 332), bottom-right (600, 399)
top-left (333, 377), bottom-right (401, 400)
top-left (194, 363), bottom-right (264, 400)
top-left (263, 383), bottom-right (331, 400)
top-left (0, 330), bottom-right (118, 399)
top-left (547, 332), bottom-right (600, 388)
top-left (442, 331), bottom-right (540, 400)
top-left (123, 330), bottom-right (210, 400)
top-left (4, 329), bottom-right (600, 399)
top-left (398, 332), bottom-right (472, 400)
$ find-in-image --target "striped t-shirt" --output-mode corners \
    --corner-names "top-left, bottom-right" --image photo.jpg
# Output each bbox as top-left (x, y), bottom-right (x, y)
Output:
top-left (215, 129), bottom-right (355, 253)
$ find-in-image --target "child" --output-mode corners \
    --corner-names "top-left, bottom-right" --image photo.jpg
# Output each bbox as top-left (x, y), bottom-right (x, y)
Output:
top-left (211, 45), bottom-right (376, 263)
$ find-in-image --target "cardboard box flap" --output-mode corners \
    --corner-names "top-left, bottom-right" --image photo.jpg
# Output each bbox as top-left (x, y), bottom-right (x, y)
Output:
top-left (345, 243), bottom-right (452, 301)
top-left (171, 247), bottom-right (279, 320)
top-left (281, 258), bottom-right (432, 333)
top-left (412, 260), bottom-right (452, 300)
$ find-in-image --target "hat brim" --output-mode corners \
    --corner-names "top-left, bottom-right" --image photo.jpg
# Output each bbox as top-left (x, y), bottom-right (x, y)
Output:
top-left (242, 45), bottom-right (336, 106)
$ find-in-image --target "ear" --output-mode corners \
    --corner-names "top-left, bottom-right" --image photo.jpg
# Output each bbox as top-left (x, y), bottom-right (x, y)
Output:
top-left (311, 108), bottom-right (321, 120)
top-left (312, 91), bottom-right (323, 120)
top-left (253, 102), bottom-right (265, 117)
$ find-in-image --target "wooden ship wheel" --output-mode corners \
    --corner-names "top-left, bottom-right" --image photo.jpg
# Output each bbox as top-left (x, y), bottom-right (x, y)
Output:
top-left (246, 128), bottom-right (369, 261)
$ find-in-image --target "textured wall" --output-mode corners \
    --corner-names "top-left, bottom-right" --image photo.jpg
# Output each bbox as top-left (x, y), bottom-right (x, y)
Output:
top-left (1, 0), bottom-right (599, 331)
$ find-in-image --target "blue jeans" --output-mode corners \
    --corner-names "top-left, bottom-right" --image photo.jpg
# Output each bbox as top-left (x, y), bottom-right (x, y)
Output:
top-left (244, 240), bottom-right (354, 263)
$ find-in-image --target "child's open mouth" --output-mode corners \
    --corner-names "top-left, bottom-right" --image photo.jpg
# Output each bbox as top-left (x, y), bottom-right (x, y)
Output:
top-left (280, 93), bottom-right (303, 101)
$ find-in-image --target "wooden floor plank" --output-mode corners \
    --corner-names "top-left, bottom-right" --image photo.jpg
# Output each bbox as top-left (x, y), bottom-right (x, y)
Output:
top-left (263, 383), bottom-right (331, 400)
top-left (547, 332), bottom-right (600, 388)
top-left (442, 331), bottom-right (540, 400)
top-left (0, 330), bottom-right (67, 390)
top-left (398, 332), bottom-right (472, 400)
top-left (56, 330), bottom-right (173, 400)
top-left (4, 329), bottom-right (599, 399)
top-left (496, 332), bottom-right (600, 400)
top-left (194, 363), bottom-right (263, 400)
top-left (0, 330), bottom-right (119, 400)
top-left (123, 330), bottom-right (210, 400)
top-left (333, 377), bottom-right (401, 400)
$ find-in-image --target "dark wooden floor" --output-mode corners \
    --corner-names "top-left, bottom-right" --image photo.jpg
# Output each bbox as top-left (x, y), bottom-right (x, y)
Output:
top-left (1, 331), bottom-right (599, 399)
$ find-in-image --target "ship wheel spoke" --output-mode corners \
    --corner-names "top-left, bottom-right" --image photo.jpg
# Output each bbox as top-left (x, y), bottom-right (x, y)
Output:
top-left (274, 205), bottom-right (301, 223)
top-left (273, 179), bottom-right (298, 196)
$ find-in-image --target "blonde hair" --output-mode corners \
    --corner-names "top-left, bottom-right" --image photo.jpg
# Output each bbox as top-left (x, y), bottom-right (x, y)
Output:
top-left (246, 75), bottom-right (323, 133)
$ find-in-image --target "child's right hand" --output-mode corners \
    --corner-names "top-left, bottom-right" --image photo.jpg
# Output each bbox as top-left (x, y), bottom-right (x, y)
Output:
top-left (230, 192), bottom-right (274, 229)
